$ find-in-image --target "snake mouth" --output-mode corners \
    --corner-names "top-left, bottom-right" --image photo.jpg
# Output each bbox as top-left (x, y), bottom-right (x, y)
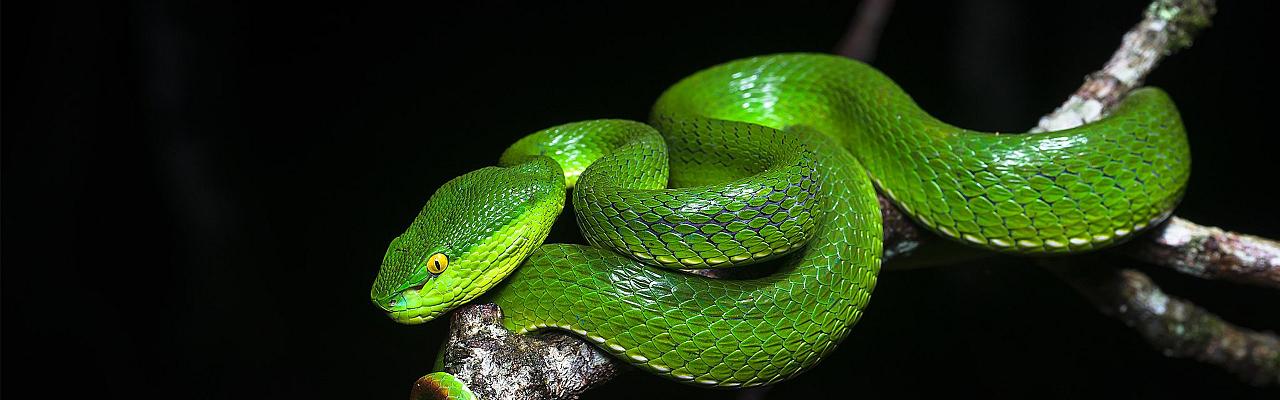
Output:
top-left (380, 282), bottom-right (449, 325)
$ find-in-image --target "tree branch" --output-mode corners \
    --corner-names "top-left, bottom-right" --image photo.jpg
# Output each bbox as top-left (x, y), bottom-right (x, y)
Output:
top-left (1033, 0), bottom-right (1216, 132)
top-left (1045, 263), bottom-right (1280, 385)
top-left (1027, 0), bottom-right (1279, 387)
top-left (412, 304), bottom-right (623, 400)
top-left (833, 0), bottom-right (895, 61)
top-left (1126, 217), bottom-right (1280, 288)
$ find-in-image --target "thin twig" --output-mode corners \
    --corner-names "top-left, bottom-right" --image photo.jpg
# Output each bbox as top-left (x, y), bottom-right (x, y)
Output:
top-left (833, 0), bottom-right (896, 62)
top-left (1127, 217), bottom-right (1280, 288)
top-left (1028, 0), bottom-right (1280, 386)
top-left (1033, 0), bottom-right (1216, 132)
top-left (1045, 263), bottom-right (1280, 385)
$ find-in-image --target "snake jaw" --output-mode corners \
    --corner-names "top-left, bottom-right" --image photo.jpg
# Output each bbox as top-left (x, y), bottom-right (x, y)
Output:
top-left (381, 282), bottom-right (451, 325)
top-left (379, 223), bottom-right (555, 325)
top-left (374, 261), bottom-right (452, 324)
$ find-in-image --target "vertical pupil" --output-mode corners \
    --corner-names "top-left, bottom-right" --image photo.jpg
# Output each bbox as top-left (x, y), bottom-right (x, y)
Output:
top-left (429, 256), bottom-right (444, 273)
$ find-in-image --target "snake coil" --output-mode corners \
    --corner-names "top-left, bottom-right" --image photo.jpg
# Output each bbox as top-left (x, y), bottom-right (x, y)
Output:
top-left (372, 53), bottom-right (1189, 393)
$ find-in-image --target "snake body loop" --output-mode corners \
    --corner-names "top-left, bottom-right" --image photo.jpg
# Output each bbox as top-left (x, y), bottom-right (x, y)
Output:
top-left (372, 53), bottom-right (1190, 389)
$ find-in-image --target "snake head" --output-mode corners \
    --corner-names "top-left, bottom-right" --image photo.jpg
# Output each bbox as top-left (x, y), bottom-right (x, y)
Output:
top-left (371, 157), bottom-right (565, 324)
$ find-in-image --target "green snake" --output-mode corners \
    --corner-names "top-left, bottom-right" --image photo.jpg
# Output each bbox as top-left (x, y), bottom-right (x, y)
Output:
top-left (370, 53), bottom-right (1190, 392)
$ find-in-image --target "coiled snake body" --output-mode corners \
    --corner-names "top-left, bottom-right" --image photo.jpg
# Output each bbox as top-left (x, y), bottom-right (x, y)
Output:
top-left (371, 54), bottom-right (1189, 394)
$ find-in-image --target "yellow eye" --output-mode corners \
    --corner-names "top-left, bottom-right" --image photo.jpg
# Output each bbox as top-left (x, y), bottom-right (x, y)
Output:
top-left (426, 253), bottom-right (449, 274)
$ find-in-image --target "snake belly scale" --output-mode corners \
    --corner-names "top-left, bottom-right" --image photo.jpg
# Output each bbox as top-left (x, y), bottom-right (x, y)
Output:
top-left (371, 53), bottom-right (1190, 389)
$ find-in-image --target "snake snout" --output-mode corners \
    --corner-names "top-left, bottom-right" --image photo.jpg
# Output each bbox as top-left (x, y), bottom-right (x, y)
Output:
top-left (374, 292), bottom-right (405, 313)
top-left (375, 282), bottom-right (446, 325)
top-left (377, 280), bottom-right (426, 310)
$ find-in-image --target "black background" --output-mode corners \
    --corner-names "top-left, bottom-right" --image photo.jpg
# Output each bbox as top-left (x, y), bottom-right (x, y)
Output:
top-left (5, 1), bottom-right (1279, 398)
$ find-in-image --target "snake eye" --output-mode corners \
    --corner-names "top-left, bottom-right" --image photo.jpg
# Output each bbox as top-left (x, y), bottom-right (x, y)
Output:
top-left (426, 253), bottom-right (449, 274)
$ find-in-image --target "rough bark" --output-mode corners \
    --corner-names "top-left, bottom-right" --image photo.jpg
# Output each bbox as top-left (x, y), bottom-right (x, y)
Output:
top-left (411, 304), bottom-right (623, 400)
top-left (1028, 0), bottom-right (1280, 387)
top-left (1127, 217), bottom-right (1280, 288)
top-left (1033, 0), bottom-right (1216, 132)
top-left (1046, 264), bottom-right (1280, 385)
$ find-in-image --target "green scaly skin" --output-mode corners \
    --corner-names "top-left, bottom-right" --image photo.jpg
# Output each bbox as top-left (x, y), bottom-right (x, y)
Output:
top-left (371, 54), bottom-right (1190, 392)
top-left (416, 372), bottom-right (477, 400)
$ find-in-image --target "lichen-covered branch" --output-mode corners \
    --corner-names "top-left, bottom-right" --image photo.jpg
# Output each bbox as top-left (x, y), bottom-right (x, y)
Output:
top-left (413, 304), bottom-right (623, 400)
top-left (1045, 264), bottom-right (1280, 385)
top-left (1033, 0), bottom-right (1216, 132)
top-left (1031, 0), bottom-right (1279, 387)
top-left (1126, 217), bottom-right (1280, 288)
top-left (1026, 0), bottom-right (1280, 288)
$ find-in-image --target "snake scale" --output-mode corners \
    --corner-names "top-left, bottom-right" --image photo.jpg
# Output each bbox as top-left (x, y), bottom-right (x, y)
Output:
top-left (370, 53), bottom-right (1190, 394)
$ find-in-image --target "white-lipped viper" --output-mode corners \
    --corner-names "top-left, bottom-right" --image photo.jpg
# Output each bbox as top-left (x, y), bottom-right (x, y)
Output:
top-left (370, 54), bottom-right (1190, 393)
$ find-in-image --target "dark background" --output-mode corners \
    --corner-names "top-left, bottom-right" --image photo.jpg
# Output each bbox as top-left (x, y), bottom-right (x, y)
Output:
top-left (5, 1), bottom-right (1279, 398)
